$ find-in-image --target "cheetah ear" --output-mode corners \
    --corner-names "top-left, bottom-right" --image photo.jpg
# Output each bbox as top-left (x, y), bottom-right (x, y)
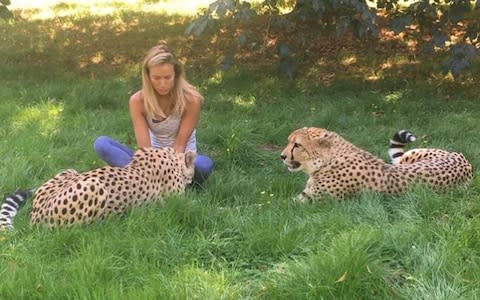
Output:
top-left (184, 151), bottom-right (196, 168)
top-left (316, 138), bottom-right (332, 149)
top-left (312, 132), bottom-right (333, 149)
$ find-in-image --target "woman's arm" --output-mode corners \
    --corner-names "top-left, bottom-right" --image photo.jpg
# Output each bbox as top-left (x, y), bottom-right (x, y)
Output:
top-left (174, 94), bottom-right (201, 153)
top-left (129, 91), bottom-right (152, 148)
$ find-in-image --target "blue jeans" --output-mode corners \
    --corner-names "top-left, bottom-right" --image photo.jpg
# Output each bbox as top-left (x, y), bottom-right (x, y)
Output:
top-left (93, 136), bottom-right (213, 184)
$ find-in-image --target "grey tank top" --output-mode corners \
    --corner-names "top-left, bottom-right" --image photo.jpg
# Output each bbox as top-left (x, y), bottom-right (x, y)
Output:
top-left (147, 114), bottom-right (197, 152)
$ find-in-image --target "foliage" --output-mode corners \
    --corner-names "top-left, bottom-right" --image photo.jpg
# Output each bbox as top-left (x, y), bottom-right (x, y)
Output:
top-left (186, 0), bottom-right (480, 79)
top-left (0, 0), bottom-right (12, 20)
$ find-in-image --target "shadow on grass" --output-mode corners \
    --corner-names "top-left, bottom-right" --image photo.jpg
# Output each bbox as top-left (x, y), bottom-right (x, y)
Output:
top-left (1, 9), bottom-right (203, 81)
top-left (2, 4), bottom-right (478, 98)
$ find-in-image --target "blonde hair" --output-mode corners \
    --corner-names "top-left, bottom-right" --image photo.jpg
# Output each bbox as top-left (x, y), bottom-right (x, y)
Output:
top-left (142, 42), bottom-right (203, 118)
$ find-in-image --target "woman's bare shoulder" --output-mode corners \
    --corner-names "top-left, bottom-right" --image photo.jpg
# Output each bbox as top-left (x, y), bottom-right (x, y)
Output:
top-left (130, 90), bottom-right (143, 102)
top-left (129, 90), bottom-right (145, 115)
top-left (184, 88), bottom-right (203, 105)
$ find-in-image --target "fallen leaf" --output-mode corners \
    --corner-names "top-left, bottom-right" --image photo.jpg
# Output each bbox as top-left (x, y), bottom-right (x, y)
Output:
top-left (336, 271), bottom-right (347, 283)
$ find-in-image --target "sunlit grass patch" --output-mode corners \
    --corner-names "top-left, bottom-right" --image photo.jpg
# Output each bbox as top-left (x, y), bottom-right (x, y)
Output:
top-left (164, 264), bottom-right (240, 299)
top-left (13, 99), bottom-right (64, 138)
top-left (11, 0), bottom-right (215, 19)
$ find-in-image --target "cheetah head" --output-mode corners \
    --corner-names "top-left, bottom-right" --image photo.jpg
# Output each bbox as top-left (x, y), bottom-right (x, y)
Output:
top-left (179, 151), bottom-right (196, 185)
top-left (129, 147), bottom-right (196, 186)
top-left (162, 148), bottom-right (197, 185)
top-left (280, 127), bottom-right (335, 175)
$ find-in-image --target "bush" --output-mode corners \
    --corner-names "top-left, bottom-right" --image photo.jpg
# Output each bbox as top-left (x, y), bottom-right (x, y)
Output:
top-left (186, 0), bottom-right (480, 80)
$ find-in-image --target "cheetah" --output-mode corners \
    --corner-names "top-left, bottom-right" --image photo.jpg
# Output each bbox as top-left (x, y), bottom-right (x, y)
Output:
top-left (280, 127), bottom-right (473, 201)
top-left (0, 147), bottom-right (195, 229)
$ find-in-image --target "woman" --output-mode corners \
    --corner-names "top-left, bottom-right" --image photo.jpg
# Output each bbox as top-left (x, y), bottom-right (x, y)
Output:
top-left (94, 42), bottom-right (213, 184)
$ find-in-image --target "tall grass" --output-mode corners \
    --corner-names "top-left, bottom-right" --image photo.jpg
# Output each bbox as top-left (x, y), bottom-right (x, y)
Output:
top-left (1, 1), bottom-right (480, 299)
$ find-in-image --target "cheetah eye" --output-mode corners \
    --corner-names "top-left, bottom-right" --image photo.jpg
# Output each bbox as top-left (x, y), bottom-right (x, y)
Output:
top-left (293, 142), bottom-right (302, 148)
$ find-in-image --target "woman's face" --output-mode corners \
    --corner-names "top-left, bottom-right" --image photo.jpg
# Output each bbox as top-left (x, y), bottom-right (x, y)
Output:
top-left (149, 63), bottom-right (175, 96)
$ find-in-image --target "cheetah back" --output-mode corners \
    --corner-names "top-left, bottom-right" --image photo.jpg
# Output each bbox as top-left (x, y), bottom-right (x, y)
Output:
top-left (30, 147), bottom-right (196, 227)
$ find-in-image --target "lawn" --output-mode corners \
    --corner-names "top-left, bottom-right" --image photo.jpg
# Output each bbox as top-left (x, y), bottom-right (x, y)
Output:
top-left (1, 1), bottom-right (480, 299)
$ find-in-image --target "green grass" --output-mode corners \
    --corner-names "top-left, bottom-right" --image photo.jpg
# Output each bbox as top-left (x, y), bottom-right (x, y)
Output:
top-left (1, 1), bottom-right (480, 299)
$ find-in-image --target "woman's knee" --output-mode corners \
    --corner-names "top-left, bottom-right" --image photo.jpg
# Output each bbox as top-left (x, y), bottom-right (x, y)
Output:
top-left (193, 154), bottom-right (213, 184)
top-left (93, 136), bottom-right (111, 154)
top-left (195, 155), bottom-right (213, 174)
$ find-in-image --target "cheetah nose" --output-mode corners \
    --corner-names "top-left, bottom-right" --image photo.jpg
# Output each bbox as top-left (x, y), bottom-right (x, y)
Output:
top-left (280, 154), bottom-right (286, 160)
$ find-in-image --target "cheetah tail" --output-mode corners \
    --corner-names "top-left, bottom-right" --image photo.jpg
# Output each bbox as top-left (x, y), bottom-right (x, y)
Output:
top-left (388, 130), bottom-right (416, 164)
top-left (0, 189), bottom-right (35, 231)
